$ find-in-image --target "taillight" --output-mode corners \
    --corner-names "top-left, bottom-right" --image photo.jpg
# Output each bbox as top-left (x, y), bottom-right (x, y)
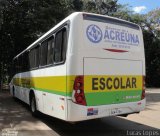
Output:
top-left (72, 76), bottom-right (86, 106)
top-left (141, 76), bottom-right (145, 100)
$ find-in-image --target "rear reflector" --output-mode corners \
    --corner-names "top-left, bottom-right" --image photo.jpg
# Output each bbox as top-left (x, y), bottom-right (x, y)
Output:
top-left (103, 48), bottom-right (128, 53)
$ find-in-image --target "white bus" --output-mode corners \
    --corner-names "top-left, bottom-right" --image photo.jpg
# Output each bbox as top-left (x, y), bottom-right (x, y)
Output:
top-left (10, 12), bottom-right (145, 122)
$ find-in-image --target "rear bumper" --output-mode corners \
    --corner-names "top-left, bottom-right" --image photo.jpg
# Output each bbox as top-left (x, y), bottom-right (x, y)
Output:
top-left (67, 99), bottom-right (146, 122)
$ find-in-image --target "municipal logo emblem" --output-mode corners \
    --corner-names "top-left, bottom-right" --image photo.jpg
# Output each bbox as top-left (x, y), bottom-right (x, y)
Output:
top-left (86, 24), bottom-right (102, 43)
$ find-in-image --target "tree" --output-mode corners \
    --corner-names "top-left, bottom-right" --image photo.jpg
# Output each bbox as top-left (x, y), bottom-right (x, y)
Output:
top-left (0, 0), bottom-right (70, 82)
top-left (82, 0), bottom-right (118, 15)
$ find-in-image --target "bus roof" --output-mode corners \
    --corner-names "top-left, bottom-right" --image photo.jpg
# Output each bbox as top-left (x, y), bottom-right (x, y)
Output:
top-left (14, 12), bottom-right (140, 59)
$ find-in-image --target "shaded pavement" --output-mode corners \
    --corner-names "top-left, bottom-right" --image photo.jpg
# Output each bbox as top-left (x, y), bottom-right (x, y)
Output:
top-left (0, 89), bottom-right (160, 136)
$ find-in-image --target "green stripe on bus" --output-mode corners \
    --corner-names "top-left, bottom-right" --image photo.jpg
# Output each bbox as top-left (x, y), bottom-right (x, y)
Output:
top-left (85, 90), bottom-right (142, 106)
top-left (15, 85), bottom-right (142, 106)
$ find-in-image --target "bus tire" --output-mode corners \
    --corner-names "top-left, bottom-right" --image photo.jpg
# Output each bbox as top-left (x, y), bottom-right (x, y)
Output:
top-left (30, 94), bottom-right (38, 116)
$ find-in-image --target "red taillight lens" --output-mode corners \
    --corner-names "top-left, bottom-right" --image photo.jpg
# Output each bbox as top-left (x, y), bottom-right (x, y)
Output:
top-left (72, 76), bottom-right (86, 106)
top-left (141, 76), bottom-right (145, 100)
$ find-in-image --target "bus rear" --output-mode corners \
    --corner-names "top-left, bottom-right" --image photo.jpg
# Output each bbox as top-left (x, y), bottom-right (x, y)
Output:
top-left (67, 13), bottom-right (145, 122)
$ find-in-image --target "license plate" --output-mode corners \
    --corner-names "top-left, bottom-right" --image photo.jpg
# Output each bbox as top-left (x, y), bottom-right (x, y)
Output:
top-left (111, 108), bottom-right (122, 115)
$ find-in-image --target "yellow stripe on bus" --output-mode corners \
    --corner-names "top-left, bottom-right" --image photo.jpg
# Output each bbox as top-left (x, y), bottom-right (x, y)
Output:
top-left (13, 76), bottom-right (67, 93)
top-left (13, 75), bottom-right (142, 95)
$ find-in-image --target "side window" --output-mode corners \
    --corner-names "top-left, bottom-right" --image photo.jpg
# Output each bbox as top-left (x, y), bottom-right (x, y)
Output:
top-left (40, 41), bottom-right (48, 66)
top-left (18, 55), bottom-right (23, 73)
top-left (62, 28), bottom-right (67, 61)
top-left (29, 46), bottom-right (40, 69)
top-left (47, 36), bottom-right (54, 65)
top-left (35, 46), bottom-right (40, 68)
top-left (40, 36), bottom-right (54, 66)
top-left (54, 27), bottom-right (67, 63)
top-left (54, 31), bottom-right (62, 63)
top-left (29, 49), bottom-right (34, 69)
top-left (23, 51), bottom-right (29, 72)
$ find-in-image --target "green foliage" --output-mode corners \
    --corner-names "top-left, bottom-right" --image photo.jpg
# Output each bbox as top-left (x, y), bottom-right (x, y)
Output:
top-left (70, 0), bottom-right (84, 11)
top-left (144, 30), bottom-right (160, 87)
top-left (0, 0), bottom-right (70, 81)
top-left (82, 0), bottom-right (118, 15)
top-left (146, 8), bottom-right (160, 38)
top-left (112, 4), bottom-right (132, 20)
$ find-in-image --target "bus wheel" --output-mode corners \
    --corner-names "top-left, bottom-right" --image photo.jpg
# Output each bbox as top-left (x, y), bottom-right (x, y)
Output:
top-left (30, 94), bottom-right (38, 116)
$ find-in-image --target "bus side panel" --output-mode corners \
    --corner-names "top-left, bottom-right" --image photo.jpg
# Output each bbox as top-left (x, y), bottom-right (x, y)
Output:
top-left (31, 66), bottom-right (67, 120)
top-left (11, 65), bottom-right (68, 121)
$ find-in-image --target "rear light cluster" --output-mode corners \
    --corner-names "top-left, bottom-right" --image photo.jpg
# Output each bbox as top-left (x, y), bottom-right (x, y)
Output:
top-left (141, 76), bottom-right (145, 100)
top-left (72, 76), bottom-right (86, 106)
